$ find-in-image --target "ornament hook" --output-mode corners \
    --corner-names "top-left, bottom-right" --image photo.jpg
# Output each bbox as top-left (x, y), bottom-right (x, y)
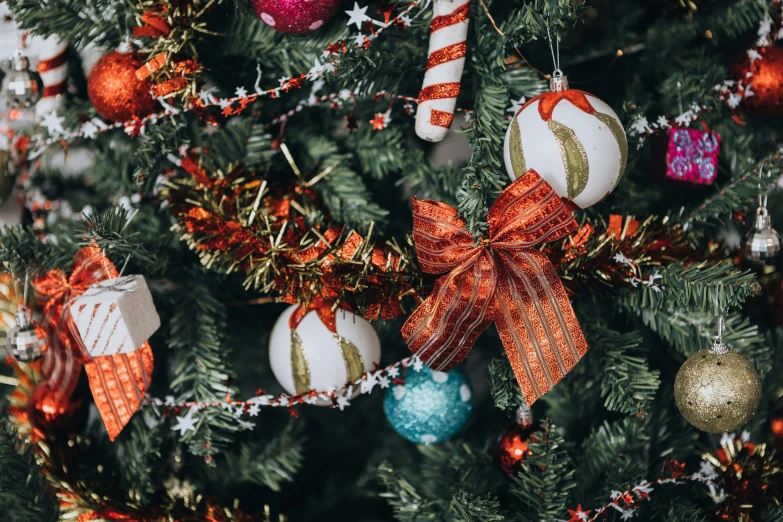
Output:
top-left (710, 285), bottom-right (728, 354)
top-left (546, 22), bottom-right (568, 91)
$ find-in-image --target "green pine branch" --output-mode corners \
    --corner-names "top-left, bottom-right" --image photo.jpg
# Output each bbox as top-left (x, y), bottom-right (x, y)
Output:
top-left (167, 270), bottom-right (239, 458)
top-left (0, 424), bottom-right (58, 522)
top-left (377, 461), bottom-right (446, 522)
top-left (456, 7), bottom-right (511, 238)
top-left (573, 418), bottom-right (651, 500)
top-left (616, 261), bottom-right (758, 317)
top-left (6, 0), bottom-right (126, 49)
top-left (584, 324), bottom-right (660, 416)
top-left (449, 491), bottom-right (506, 522)
top-left (509, 419), bottom-right (575, 522)
top-left (488, 353), bottom-right (525, 413)
top-left (228, 421), bottom-right (307, 492)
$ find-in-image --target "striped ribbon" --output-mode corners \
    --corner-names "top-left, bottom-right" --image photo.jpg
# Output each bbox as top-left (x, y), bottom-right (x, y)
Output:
top-left (415, 0), bottom-right (470, 142)
top-left (401, 170), bottom-right (588, 405)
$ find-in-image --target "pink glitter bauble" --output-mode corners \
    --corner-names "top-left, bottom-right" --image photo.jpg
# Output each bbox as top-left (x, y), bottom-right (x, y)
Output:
top-left (249, 0), bottom-right (341, 35)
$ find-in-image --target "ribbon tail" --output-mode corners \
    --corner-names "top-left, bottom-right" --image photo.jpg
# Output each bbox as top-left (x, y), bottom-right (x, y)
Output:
top-left (494, 250), bottom-right (587, 405)
top-left (401, 252), bottom-right (496, 371)
top-left (85, 342), bottom-right (154, 441)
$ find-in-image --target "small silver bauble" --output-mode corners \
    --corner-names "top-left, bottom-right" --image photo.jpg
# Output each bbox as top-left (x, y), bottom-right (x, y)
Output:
top-left (745, 206), bottom-right (781, 267)
top-left (1, 51), bottom-right (43, 109)
top-left (5, 305), bottom-right (46, 363)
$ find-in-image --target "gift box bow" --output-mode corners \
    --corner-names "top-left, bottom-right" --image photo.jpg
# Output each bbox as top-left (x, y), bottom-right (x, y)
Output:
top-left (33, 246), bottom-right (154, 441)
top-left (401, 170), bottom-right (588, 405)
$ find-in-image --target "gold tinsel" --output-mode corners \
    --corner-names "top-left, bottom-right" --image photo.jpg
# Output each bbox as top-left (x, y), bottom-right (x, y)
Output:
top-left (704, 436), bottom-right (782, 521)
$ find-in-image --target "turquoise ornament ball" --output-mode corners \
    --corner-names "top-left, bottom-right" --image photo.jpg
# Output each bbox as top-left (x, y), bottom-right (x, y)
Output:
top-left (383, 364), bottom-right (473, 444)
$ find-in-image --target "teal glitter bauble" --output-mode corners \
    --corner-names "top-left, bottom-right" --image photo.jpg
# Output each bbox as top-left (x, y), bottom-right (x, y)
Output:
top-left (383, 364), bottom-right (473, 444)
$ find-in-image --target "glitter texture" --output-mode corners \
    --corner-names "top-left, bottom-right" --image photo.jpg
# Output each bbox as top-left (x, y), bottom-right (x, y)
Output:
top-left (429, 109), bottom-right (454, 128)
top-left (249, 0), bottom-right (341, 35)
top-left (674, 349), bottom-right (761, 433)
top-left (508, 118), bottom-right (526, 179)
top-left (665, 127), bottom-right (720, 185)
top-left (418, 82), bottom-right (462, 103)
top-left (548, 120), bottom-right (589, 200)
top-left (426, 42), bottom-right (468, 70)
top-left (384, 365), bottom-right (472, 444)
top-left (87, 50), bottom-right (158, 123)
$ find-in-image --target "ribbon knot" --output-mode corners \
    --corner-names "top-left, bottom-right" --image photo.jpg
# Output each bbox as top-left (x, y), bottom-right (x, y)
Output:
top-left (401, 170), bottom-right (588, 405)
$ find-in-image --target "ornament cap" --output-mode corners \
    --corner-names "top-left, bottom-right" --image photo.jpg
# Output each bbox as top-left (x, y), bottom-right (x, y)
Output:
top-left (755, 205), bottom-right (772, 231)
top-left (709, 336), bottom-right (729, 355)
top-left (13, 305), bottom-right (32, 329)
top-left (11, 51), bottom-right (29, 72)
top-left (514, 403), bottom-right (533, 428)
top-left (549, 70), bottom-right (569, 92)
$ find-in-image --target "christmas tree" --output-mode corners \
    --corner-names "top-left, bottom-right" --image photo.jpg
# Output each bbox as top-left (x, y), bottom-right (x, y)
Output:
top-left (0, 0), bottom-right (782, 520)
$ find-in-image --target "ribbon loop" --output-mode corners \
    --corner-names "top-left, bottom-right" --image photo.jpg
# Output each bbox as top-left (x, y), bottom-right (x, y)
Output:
top-left (402, 170), bottom-right (587, 404)
top-left (410, 198), bottom-right (477, 274)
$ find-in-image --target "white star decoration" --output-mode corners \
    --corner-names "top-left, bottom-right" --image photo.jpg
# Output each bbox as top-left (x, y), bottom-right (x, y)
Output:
top-left (81, 121), bottom-right (99, 139)
top-left (507, 96), bottom-right (526, 114)
top-left (41, 111), bottom-right (65, 135)
top-left (345, 2), bottom-right (370, 29)
top-left (172, 408), bottom-right (199, 435)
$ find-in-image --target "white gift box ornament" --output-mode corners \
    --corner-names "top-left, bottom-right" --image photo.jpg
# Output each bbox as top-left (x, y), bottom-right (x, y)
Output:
top-left (69, 275), bottom-right (161, 357)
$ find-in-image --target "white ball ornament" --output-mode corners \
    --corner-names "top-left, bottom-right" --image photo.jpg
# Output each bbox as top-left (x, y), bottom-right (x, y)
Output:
top-left (269, 304), bottom-right (381, 400)
top-left (503, 74), bottom-right (628, 209)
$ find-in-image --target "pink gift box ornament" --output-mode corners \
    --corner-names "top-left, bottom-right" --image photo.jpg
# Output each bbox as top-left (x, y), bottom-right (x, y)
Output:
top-left (665, 127), bottom-right (720, 185)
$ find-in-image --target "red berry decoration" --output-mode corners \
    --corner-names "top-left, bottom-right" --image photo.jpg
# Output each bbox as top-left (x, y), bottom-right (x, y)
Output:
top-left (495, 422), bottom-right (536, 476)
top-left (249, 0), bottom-right (341, 35)
top-left (731, 45), bottom-right (783, 117)
top-left (87, 50), bottom-right (158, 123)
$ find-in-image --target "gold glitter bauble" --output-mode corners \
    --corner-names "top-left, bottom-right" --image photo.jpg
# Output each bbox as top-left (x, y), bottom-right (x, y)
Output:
top-left (674, 349), bottom-right (761, 433)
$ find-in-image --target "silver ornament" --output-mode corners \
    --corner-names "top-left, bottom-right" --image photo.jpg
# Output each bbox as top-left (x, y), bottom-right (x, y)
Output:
top-left (745, 205), bottom-right (781, 267)
top-left (2, 51), bottom-right (43, 109)
top-left (5, 305), bottom-right (46, 363)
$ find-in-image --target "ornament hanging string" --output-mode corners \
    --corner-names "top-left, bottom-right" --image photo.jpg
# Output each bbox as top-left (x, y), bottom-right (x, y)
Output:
top-left (545, 20), bottom-right (562, 77)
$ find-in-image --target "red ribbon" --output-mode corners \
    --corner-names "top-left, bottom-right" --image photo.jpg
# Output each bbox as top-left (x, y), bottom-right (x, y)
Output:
top-left (401, 170), bottom-right (588, 405)
top-left (33, 247), bottom-right (154, 441)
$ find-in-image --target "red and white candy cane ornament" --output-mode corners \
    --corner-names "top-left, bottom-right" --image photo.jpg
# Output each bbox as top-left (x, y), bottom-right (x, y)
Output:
top-left (35, 36), bottom-right (69, 118)
top-left (415, 0), bottom-right (470, 142)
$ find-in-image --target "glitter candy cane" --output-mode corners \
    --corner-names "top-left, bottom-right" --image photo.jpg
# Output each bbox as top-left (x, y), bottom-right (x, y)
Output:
top-left (415, 0), bottom-right (470, 142)
top-left (35, 36), bottom-right (69, 118)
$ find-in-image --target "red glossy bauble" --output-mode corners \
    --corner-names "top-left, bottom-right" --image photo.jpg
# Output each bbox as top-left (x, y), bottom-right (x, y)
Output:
top-left (731, 45), bottom-right (783, 117)
top-left (495, 423), bottom-right (536, 475)
top-left (87, 50), bottom-right (158, 122)
top-left (773, 391), bottom-right (783, 452)
top-left (29, 383), bottom-right (83, 438)
top-left (249, 0), bottom-right (341, 35)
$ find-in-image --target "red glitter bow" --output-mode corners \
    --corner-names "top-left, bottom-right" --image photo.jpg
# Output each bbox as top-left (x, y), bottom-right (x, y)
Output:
top-left (401, 170), bottom-right (588, 405)
top-left (32, 246), bottom-right (154, 441)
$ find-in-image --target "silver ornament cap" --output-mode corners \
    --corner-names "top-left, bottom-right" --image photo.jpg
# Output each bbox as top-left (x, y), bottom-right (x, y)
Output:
top-left (745, 206), bottom-right (781, 267)
top-left (1, 51), bottom-right (44, 109)
top-left (5, 305), bottom-right (45, 363)
top-left (549, 69), bottom-right (569, 92)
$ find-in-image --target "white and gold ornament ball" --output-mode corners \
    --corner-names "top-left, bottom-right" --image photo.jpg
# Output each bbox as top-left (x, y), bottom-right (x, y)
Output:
top-left (269, 304), bottom-right (381, 399)
top-left (503, 75), bottom-right (628, 209)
